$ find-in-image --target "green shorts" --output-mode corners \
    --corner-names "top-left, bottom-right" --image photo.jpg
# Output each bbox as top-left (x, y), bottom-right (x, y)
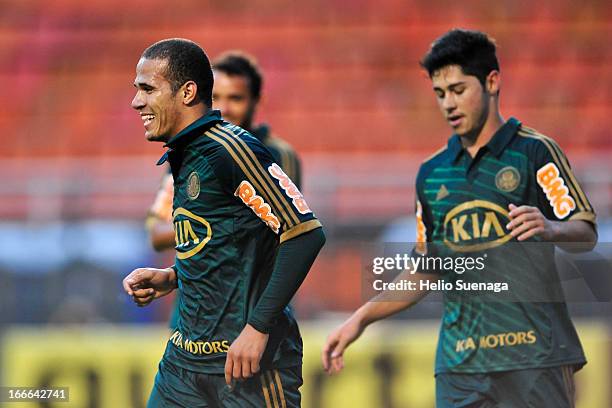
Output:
top-left (436, 365), bottom-right (576, 408)
top-left (147, 359), bottom-right (303, 408)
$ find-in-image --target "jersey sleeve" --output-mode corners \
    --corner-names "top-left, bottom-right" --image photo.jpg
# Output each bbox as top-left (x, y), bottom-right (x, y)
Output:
top-left (205, 124), bottom-right (321, 243)
top-left (532, 137), bottom-right (596, 225)
top-left (413, 166), bottom-right (435, 256)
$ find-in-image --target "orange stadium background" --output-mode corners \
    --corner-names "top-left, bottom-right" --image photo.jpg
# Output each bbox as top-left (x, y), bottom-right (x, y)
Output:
top-left (0, 0), bottom-right (611, 407)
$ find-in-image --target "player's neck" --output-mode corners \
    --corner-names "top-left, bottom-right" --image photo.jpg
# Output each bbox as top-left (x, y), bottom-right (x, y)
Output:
top-left (462, 111), bottom-right (504, 158)
top-left (174, 106), bottom-right (210, 137)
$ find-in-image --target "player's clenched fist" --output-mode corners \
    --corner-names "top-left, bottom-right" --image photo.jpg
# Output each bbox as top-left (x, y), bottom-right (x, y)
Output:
top-left (123, 267), bottom-right (177, 307)
top-left (322, 315), bottom-right (365, 375)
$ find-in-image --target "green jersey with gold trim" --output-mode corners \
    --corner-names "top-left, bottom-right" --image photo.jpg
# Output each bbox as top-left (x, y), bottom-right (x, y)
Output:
top-left (158, 110), bottom-right (321, 374)
top-left (415, 117), bottom-right (595, 374)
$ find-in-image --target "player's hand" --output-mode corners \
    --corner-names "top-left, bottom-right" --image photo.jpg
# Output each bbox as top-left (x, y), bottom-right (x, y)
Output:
top-left (322, 315), bottom-right (365, 375)
top-left (122, 267), bottom-right (176, 307)
top-left (224, 324), bottom-right (269, 387)
top-left (507, 204), bottom-right (556, 241)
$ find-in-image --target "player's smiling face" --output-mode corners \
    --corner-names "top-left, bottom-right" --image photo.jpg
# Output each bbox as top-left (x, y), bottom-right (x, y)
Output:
top-left (212, 72), bottom-right (256, 130)
top-left (131, 57), bottom-right (182, 142)
top-left (431, 65), bottom-right (490, 137)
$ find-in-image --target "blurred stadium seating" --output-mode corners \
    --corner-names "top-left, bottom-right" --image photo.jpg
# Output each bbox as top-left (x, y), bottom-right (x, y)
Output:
top-left (0, 0), bottom-right (611, 406)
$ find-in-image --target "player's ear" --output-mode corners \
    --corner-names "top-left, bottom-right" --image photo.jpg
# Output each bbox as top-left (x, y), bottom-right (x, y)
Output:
top-left (486, 70), bottom-right (500, 95)
top-left (181, 81), bottom-right (198, 105)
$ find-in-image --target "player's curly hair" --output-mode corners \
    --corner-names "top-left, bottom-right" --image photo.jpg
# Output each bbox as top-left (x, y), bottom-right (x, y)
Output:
top-left (420, 29), bottom-right (499, 86)
top-left (213, 51), bottom-right (263, 100)
top-left (142, 38), bottom-right (214, 107)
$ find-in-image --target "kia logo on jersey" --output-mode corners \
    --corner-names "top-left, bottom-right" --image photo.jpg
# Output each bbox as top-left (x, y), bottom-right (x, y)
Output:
top-left (443, 200), bottom-right (512, 252)
top-left (172, 207), bottom-right (213, 259)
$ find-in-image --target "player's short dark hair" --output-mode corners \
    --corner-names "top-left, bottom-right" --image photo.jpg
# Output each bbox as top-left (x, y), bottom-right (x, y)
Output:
top-left (420, 29), bottom-right (499, 86)
top-left (213, 51), bottom-right (263, 100)
top-left (142, 38), bottom-right (214, 106)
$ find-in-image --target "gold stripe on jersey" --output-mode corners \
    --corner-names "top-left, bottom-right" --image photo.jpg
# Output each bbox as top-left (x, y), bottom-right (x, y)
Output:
top-left (519, 127), bottom-right (592, 212)
top-left (224, 125), bottom-right (301, 224)
top-left (266, 371), bottom-right (281, 408)
top-left (569, 211), bottom-right (596, 224)
top-left (280, 219), bottom-right (323, 243)
top-left (549, 141), bottom-right (593, 212)
top-left (260, 375), bottom-right (273, 408)
top-left (518, 129), bottom-right (586, 211)
top-left (521, 126), bottom-right (592, 211)
top-left (273, 369), bottom-right (287, 408)
top-left (206, 129), bottom-right (291, 229)
top-left (212, 124), bottom-right (302, 226)
top-left (206, 129), bottom-right (298, 230)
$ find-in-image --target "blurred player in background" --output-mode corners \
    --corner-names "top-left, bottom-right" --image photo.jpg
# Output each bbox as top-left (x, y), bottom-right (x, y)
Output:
top-left (124, 38), bottom-right (325, 407)
top-left (322, 29), bottom-right (597, 407)
top-left (145, 52), bottom-right (304, 330)
top-left (213, 51), bottom-right (302, 188)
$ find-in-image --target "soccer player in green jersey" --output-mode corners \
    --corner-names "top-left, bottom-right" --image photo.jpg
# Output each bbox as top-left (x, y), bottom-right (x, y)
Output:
top-left (322, 29), bottom-right (597, 407)
top-left (145, 52), bottom-right (304, 332)
top-left (124, 38), bottom-right (325, 408)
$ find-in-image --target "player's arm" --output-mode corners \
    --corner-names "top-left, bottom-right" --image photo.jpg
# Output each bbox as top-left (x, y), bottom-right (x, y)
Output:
top-left (122, 266), bottom-right (178, 306)
top-left (507, 136), bottom-right (597, 252)
top-left (322, 270), bottom-right (433, 375)
top-left (247, 228), bottom-right (325, 332)
top-left (226, 227), bottom-right (325, 386)
top-left (145, 172), bottom-right (176, 251)
top-left (148, 222), bottom-right (176, 251)
top-left (507, 204), bottom-right (596, 251)
top-left (206, 133), bottom-right (325, 385)
top-left (322, 177), bottom-right (435, 374)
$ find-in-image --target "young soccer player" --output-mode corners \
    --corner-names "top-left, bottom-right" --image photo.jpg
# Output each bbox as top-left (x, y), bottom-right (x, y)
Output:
top-left (124, 38), bottom-right (325, 407)
top-left (322, 29), bottom-right (597, 407)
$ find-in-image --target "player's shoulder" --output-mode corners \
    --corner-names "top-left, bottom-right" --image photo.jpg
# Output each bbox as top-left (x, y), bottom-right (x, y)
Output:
top-left (417, 144), bottom-right (452, 180)
top-left (203, 121), bottom-right (276, 166)
top-left (213, 121), bottom-right (252, 140)
top-left (203, 121), bottom-right (264, 151)
top-left (513, 122), bottom-right (566, 159)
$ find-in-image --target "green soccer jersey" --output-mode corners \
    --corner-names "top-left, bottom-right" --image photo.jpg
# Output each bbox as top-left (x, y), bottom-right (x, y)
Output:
top-left (158, 110), bottom-right (322, 374)
top-left (415, 117), bottom-right (596, 374)
top-left (164, 124), bottom-right (303, 332)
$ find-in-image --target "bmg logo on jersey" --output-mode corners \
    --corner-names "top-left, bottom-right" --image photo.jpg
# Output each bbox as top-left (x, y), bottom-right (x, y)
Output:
top-left (537, 162), bottom-right (576, 219)
top-left (173, 207), bottom-right (212, 259)
top-left (235, 180), bottom-right (281, 233)
top-left (268, 163), bottom-right (312, 214)
top-left (443, 200), bottom-right (512, 252)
